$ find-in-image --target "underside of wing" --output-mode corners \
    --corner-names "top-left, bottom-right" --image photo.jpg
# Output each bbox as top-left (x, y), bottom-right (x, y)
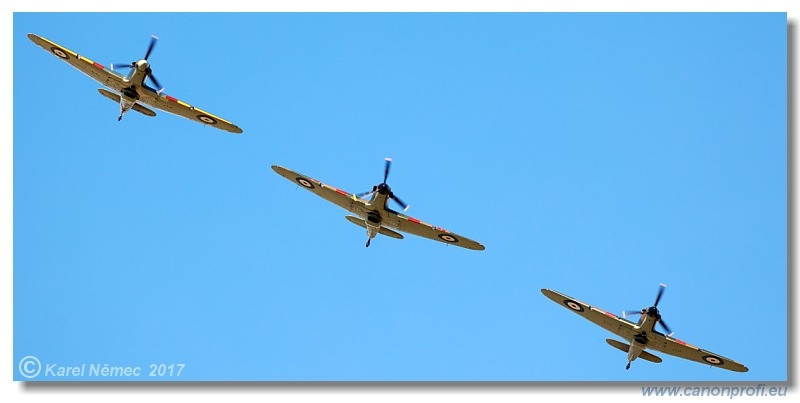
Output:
top-left (649, 333), bottom-right (749, 372)
top-left (140, 91), bottom-right (243, 134)
top-left (272, 165), bottom-right (365, 215)
top-left (388, 211), bottom-right (485, 250)
top-left (541, 288), bottom-right (638, 340)
top-left (28, 33), bottom-right (127, 92)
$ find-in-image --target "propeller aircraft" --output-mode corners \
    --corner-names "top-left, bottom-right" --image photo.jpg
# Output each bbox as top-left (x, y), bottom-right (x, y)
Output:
top-left (27, 33), bottom-right (243, 133)
top-left (541, 285), bottom-right (748, 372)
top-left (272, 159), bottom-right (485, 250)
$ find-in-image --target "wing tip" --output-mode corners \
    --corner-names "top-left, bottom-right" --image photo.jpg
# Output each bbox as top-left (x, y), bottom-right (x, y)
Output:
top-left (27, 33), bottom-right (46, 45)
top-left (540, 288), bottom-right (566, 301)
top-left (271, 165), bottom-right (293, 176)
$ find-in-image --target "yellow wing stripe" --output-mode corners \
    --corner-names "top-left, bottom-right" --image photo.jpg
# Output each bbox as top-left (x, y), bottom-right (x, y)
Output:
top-left (37, 35), bottom-right (78, 57)
top-left (194, 108), bottom-right (236, 125)
top-left (35, 35), bottom-right (103, 71)
top-left (163, 97), bottom-right (236, 125)
top-left (78, 55), bottom-right (95, 65)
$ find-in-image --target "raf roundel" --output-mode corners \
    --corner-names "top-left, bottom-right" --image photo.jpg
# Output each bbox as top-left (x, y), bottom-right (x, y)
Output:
top-left (295, 177), bottom-right (315, 189)
top-left (197, 114), bottom-right (218, 125)
top-left (50, 47), bottom-right (69, 59)
top-left (564, 299), bottom-right (585, 312)
top-left (702, 355), bottom-right (724, 366)
top-left (437, 234), bottom-right (459, 243)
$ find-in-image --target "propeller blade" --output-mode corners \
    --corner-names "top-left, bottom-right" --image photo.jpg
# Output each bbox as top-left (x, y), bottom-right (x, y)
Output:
top-left (383, 158), bottom-right (392, 183)
top-left (110, 63), bottom-right (134, 71)
top-left (391, 194), bottom-right (409, 211)
top-left (148, 72), bottom-right (163, 92)
top-left (658, 319), bottom-right (673, 336)
top-left (355, 189), bottom-right (376, 199)
top-left (622, 309), bottom-right (643, 319)
top-left (144, 35), bottom-right (158, 60)
top-left (654, 283), bottom-right (667, 307)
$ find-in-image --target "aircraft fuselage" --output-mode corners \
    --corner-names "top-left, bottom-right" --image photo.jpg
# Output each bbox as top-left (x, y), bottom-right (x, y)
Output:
top-left (116, 59), bottom-right (149, 120)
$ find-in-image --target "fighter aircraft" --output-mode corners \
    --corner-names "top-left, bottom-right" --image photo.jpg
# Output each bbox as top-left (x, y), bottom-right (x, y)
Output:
top-left (272, 159), bottom-right (485, 250)
top-left (541, 285), bottom-right (748, 372)
top-left (27, 33), bottom-right (243, 133)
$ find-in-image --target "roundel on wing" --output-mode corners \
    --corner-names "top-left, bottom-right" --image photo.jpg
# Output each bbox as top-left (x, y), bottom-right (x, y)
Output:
top-left (564, 299), bottom-right (584, 312)
top-left (437, 233), bottom-right (459, 243)
top-left (702, 355), bottom-right (724, 366)
top-left (197, 114), bottom-right (218, 125)
top-left (50, 47), bottom-right (69, 59)
top-left (295, 177), bottom-right (315, 189)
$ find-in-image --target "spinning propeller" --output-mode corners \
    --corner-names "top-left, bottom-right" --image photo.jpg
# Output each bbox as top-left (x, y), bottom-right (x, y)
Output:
top-left (110, 35), bottom-right (164, 92)
top-left (621, 283), bottom-right (673, 336)
top-left (355, 158), bottom-right (409, 211)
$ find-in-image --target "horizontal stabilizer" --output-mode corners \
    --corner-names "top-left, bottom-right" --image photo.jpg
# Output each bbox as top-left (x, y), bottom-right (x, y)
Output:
top-left (97, 88), bottom-right (156, 117)
top-left (605, 339), bottom-right (662, 363)
top-left (131, 103), bottom-right (157, 117)
top-left (344, 216), bottom-right (404, 239)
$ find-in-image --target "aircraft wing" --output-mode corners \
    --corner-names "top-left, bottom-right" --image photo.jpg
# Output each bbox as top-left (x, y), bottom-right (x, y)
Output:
top-left (140, 91), bottom-right (243, 134)
top-left (387, 211), bottom-right (485, 250)
top-left (647, 333), bottom-right (749, 372)
top-left (28, 33), bottom-right (128, 92)
top-left (272, 165), bottom-right (367, 215)
top-left (542, 288), bottom-right (749, 372)
top-left (541, 288), bottom-right (639, 341)
top-left (28, 33), bottom-right (242, 134)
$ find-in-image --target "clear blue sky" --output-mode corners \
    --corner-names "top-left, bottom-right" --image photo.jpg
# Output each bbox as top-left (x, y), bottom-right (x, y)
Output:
top-left (13, 12), bottom-right (786, 382)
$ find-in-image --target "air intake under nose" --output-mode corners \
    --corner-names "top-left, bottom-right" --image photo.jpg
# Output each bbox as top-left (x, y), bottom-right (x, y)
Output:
top-left (367, 213), bottom-right (381, 224)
